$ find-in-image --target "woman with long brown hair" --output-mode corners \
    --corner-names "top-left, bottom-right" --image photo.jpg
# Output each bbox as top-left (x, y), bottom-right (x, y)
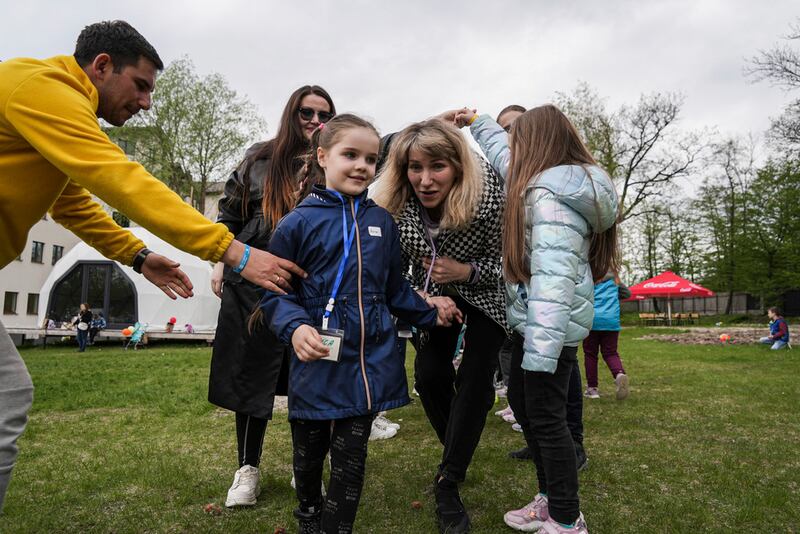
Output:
top-left (208, 85), bottom-right (335, 508)
top-left (460, 105), bottom-right (618, 533)
top-left (373, 119), bottom-right (506, 534)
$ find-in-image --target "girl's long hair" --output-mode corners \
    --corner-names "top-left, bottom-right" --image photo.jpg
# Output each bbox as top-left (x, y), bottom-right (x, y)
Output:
top-left (237, 85), bottom-right (336, 228)
top-left (372, 119), bottom-right (482, 230)
top-left (503, 104), bottom-right (620, 284)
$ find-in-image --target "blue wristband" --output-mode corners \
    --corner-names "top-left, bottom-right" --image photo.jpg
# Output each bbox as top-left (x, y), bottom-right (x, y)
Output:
top-left (232, 244), bottom-right (251, 274)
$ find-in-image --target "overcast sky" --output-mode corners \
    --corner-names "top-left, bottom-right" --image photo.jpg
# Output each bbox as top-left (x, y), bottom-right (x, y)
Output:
top-left (2, 0), bottom-right (797, 149)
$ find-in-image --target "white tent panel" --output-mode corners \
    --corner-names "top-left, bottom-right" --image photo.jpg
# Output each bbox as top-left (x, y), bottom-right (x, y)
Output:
top-left (38, 228), bottom-right (220, 332)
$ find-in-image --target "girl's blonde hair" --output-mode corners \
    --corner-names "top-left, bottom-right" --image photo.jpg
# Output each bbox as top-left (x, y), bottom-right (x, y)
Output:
top-left (373, 119), bottom-right (482, 230)
top-left (504, 104), bottom-right (620, 284)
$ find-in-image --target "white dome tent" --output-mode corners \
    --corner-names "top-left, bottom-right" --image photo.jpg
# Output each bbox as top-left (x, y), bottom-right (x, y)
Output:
top-left (38, 228), bottom-right (220, 333)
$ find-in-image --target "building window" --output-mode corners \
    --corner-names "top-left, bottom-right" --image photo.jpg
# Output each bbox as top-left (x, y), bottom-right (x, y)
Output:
top-left (31, 241), bottom-right (44, 264)
top-left (3, 292), bottom-right (18, 315)
top-left (27, 293), bottom-right (39, 315)
top-left (52, 245), bottom-right (64, 265)
top-left (112, 211), bottom-right (130, 228)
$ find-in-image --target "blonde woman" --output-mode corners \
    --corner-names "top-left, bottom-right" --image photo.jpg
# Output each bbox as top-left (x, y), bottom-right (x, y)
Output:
top-left (373, 119), bottom-right (506, 534)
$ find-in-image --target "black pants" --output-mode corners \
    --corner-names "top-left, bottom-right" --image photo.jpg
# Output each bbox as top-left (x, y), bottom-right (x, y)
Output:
top-left (236, 413), bottom-right (268, 468)
top-left (292, 415), bottom-right (373, 534)
top-left (414, 297), bottom-right (505, 482)
top-left (518, 343), bottom-right (581, 524)
top-left (507, 334), bottom-right (584, 445)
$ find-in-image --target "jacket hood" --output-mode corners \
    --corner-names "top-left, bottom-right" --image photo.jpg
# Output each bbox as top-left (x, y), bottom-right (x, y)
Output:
top-left (530, 165), bottom-right (618, 233)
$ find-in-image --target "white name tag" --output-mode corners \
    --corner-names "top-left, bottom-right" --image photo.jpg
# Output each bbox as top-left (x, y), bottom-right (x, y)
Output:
top-left (368, 226), bottom-right (382, 237)
top-left (316, 327), bottom-right (344, 362)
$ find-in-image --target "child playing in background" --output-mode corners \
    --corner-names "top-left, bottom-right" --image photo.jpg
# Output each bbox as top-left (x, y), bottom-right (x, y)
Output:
top-left (760, 306), bottom-right (790, 350)
top-left (583, 272), bottom-right (631, 400)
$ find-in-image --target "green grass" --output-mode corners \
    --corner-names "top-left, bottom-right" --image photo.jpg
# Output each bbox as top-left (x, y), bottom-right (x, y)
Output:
top-left (4, 330), bottom-right (800, 533)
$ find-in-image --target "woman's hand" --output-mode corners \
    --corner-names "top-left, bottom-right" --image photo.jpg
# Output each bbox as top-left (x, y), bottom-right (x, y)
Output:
top-left (140, 252), bottom-right (194, 299)
top-left (291, 325), bottom-right (330, 362)
top-left (454, 109), bottom-right (478, 128)
top-left (210, 262), bottom-right (224, 298)
top-left (437, 107), bottom-right (476, 127)
top-left (223, 240), bottom-right (307, 295)
top-left (422, 256), bottom-right (472, 284)
top-left (418, 291), bottom-right (463, 327)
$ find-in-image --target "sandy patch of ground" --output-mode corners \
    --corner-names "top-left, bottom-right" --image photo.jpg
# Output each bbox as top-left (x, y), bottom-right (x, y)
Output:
top-left (636, 326), bottom-right (779, 345)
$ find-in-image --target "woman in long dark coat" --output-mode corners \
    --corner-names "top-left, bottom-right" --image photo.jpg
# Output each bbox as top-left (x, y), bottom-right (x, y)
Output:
top-left (208, 85), bottom-right (336, 507)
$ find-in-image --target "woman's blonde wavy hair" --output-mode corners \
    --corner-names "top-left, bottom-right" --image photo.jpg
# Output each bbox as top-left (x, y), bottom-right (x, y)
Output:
top-left (372, 119), bottom-right (482, 230)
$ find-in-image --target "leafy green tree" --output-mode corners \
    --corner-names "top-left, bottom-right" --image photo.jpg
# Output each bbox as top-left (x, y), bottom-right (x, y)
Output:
top-left (110, 57), bottom-right (266, 214)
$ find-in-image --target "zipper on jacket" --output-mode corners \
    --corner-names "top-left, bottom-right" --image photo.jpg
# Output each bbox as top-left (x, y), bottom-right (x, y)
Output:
top-left (352, 198), bottom-right (371, 411)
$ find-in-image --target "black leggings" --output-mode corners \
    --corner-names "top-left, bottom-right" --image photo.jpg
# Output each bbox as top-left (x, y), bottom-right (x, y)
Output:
top-left (414, 296), bottom-right (505, 482)
top-left (507, 334), bottom-right (584, 445)
top-left (292, 415), bottom-right (373, 534)
top-left (236, 413), bottom-right (268, 468)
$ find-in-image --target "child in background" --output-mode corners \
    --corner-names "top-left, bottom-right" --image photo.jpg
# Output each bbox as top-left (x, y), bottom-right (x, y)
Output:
top-left (466, 104), bottom-right (619, 533)
top-left (583, 272), bottom-right (631, 400)
top-left (760, 306), bottom-right (790, 350)
top-left (259, 114), bottom-right (458, 534)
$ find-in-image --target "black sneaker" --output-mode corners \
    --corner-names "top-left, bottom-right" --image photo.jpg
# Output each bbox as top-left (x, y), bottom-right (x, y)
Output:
top-left (294, 507), bottom-right (321, 534)
top-left (434, 476), bottom-right (471, 533)
top-left (508, 446), bottom-right (533, 460)
top-left (575, 442), bottom-right (589, 472)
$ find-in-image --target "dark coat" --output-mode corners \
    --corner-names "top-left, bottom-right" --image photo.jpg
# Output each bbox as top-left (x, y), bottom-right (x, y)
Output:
top-left (208, 143), bottom-right (296, 419)
top-left (261, 187), bottom-right (438, 420)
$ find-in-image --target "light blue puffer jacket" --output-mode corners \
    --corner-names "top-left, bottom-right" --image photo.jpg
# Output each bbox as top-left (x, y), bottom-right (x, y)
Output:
top-left (469, 115), bottom-right (618, 373)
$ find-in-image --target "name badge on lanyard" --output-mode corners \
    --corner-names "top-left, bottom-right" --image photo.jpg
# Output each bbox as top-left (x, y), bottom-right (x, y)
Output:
top-left (319, 191), bottom-right (360, 363)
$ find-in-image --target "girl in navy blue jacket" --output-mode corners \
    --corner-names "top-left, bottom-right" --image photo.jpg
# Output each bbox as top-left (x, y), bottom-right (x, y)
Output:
top-left (259, 114), bottom-right (458, 534)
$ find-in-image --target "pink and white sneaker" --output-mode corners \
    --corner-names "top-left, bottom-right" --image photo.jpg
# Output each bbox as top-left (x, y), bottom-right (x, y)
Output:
top-left (538, 513), bottom-right (588, 533)
top-left (503, 494), bottom-right (549, 531)
top-left (495, 405), bottom-right (513, 418)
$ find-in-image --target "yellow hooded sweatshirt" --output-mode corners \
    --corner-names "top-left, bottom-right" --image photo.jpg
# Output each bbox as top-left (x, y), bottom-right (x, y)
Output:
top-left (0, 55), bottom-right (234, 269)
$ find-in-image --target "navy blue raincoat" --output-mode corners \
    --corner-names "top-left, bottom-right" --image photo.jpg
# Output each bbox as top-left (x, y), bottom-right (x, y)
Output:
top-left (261, 187), bottom-right (438, 420)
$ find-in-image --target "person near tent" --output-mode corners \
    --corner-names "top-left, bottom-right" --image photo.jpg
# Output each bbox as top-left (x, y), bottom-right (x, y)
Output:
top-left (0, 20), bottom-right (305, 512)
top-left (760, 307), bottom-right (791, 350)
top-left (88, 312), bottom-right (106, 345)
top-left (73, 303), bottom-right (93, 352)
top-left (583, 272), bottom-right (631, 400)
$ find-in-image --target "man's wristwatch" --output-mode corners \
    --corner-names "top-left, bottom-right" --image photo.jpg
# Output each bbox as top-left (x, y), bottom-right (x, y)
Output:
top-left (132, 248), bottom-right (152, 274)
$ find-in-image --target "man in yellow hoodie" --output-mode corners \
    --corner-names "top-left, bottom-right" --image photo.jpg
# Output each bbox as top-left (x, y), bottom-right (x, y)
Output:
top-left (0, 20), bottom-right (305, 512)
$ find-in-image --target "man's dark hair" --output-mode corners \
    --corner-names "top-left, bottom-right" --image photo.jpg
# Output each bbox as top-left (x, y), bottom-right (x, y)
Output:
top-left (496, 104), bottom-right (526, 123)
top-left (768, 306), bottom-right (782, 316)
top-left (74, 20), bottom-right (163, 71)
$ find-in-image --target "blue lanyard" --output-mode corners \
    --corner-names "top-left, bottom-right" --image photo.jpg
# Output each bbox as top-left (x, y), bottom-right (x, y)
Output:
top-left (322, 191), bottom-right (360, 329)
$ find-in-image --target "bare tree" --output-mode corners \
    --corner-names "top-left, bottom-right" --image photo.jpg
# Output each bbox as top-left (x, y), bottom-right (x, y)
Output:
top-left (556, 83), bottom-right (707, 222)
top-left (746, 19), bottom-right (800, 148)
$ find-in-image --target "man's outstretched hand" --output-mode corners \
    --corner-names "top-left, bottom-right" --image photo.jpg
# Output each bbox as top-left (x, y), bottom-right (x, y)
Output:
top-left (140, 252), bottom-right (194, 299)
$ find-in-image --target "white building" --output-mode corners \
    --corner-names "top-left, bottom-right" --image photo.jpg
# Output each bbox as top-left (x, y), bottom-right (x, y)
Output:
top-left (1, 215), bottom-right (80, 328)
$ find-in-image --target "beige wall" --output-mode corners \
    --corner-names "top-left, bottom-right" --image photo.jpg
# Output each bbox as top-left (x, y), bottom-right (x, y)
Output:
top-left (0, 216), bottom-right (80, 328)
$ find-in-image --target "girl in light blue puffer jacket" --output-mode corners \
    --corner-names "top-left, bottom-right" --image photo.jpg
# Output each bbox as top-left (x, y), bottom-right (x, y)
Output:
top-left (466, 104), bottom-right (619, 534)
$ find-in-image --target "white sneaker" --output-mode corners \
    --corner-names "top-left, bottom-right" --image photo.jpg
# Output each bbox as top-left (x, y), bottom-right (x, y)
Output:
top-left (375, 413), bottom-right (400, 431)
top-left (369, 417), bottom-right (398, 440)
top-left (225, 465), bottom-right (260, 507)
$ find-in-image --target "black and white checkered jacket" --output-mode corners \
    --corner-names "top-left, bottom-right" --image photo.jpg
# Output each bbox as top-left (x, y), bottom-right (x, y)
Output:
top-left (395, 157), bottom-right (508, 331)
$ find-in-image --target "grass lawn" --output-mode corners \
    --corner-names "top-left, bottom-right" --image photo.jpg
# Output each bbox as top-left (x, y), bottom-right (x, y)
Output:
top-left (3, 328), bottom-right (799, 533)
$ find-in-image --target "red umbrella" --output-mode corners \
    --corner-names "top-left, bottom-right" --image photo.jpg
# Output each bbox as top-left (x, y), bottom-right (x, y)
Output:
top-left (626, 271), bottom-right (714, 325)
